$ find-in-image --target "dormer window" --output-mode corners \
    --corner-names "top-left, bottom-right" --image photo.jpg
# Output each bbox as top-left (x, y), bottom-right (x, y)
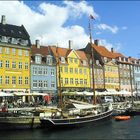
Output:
top-left (104, 57), bottom-right (107, 63)
top-left (112, 59), bottom-right (116, 63)
top-left (83, 60), bottom-right (87, 66)
top-left (2, 36), bottom-right (7, 43)
top-left (96, 60), bottom-right (99, 65)
top-left (35, 55), bottom-right (41, 64)
top-left (61, 57), bottom-right (65, 63)
top-left (46, 55), bottom-right (53, 65)
top-left (19, 39), bottom-right (28, 46)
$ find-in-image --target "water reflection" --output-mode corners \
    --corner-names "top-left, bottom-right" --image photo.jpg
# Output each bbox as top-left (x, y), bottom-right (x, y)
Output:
top-left (0, 117), bottom-right (140, 139)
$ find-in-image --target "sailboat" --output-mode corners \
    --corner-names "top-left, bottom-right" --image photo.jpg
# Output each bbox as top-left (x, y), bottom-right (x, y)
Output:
top-left (39, 15), bottom-right (113, 128)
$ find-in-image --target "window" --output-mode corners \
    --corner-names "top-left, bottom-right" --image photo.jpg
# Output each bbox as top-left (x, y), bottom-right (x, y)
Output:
top-left (19, 76), bottom-right (22, 85)
top-left (5, 60), bottom-right (10, 68)
top-left (74, 59), bottom-right (78, 64)
top-left (25, 50), bottom-right (29, 56)
top-left (0, 60), bottom-right (2, 68)
top-left (44, 81), bottom-right (48, 88)
top-left (84, 79), bottom-right (87, 85)
top-left (12, 76), bottom-right (16, 85)
top-left (18, 49), bottom-right (22, 56)
top-left (12, 61), bottom-right (16, 69)
top-left (43, 68), bottom-right (47, 75)
top-left (35, 55), bottom-right (41, 64)
top-left (5, 76), bottom-right (10, 84)
top-left (33, 67), bottom-right (37, 75)
top-left (51, 69), bottom-right (55, 76)
top-left (75, 78), bottom-right (78, 85)
top-left (5, 48), bottom-right (9, 54)
top-left (64, 67), bottom-right (68, 73)
top-left (60, 67), bottom-right (63, 73)
top-left (0, 76), bottom-right (2, 84)
top-left (0, 47), bottom-right (2, 53)
top-left (47, 56), bottom-right (52, 65)
top-left (51, 81), bottom-right (55, 88)
top-left (19, 62), bottom-right (22, 69)
top-left (65, 78), bottom-right (68, 84)
top-left (69, 58), bottom-right (73, 63)
top-left (75, 68), bottom-right (78, 74)
top-left (33, 80), bottom-right (37, 88)
top-left (70, 68), bottom-right (73, 73)
top-left (61, 57), bottom-right (65, 63)
top-left (84, 69), bottom-right (87, 74)
top-left (25, 77), bottom-right (28, 85)
top-left (38, 67), bottom-right (42, 75)
top-left (79, 69), bottom-right (82, 74)
top-left (80, 79), bottom-right (83, 85)
top-left (60, 78), bottom-right (63, 85)
top-left (25, 62), bottom-right (28, 69)
top-left (38, 80), bottom-right (43, 88)
top-left (70, 78), bottom-right (73, 85)
top-left (12, 48), bottom-right (16, 55)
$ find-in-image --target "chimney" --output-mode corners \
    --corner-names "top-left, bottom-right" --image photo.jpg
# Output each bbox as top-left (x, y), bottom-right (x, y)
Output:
top-left (111, 48), bottom-right (114, 53)
top-left (94, 39), bottom-right (99, 46)
top-left (1, 15), bottom-right (6, 25)
top-left (35, 39), bottom-right (40, 49)
top-left (68, 40), bottom-right (73, 49)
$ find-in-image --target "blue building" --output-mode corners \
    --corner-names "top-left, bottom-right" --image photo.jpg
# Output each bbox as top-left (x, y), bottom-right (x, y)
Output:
top-left (30, 40), bottom-right (57, 94)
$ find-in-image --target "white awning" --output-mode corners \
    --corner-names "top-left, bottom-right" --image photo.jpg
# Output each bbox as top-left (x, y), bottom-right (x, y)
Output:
top-left (0, 92), bottom-right (14, 97)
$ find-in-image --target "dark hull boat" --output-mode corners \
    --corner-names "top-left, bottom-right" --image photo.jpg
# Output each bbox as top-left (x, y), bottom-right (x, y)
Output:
top-left (40, 104), bottom-right (113, 128)
top-left (0, 112), bottom-right (40, 130)
top-left (0, 116), bottom-right (40, 130)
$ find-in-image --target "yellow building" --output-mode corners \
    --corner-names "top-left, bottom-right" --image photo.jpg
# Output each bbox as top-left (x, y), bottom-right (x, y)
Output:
top-left (104, 61), bottom-right (119, 90)
top-left (50, 45), bottom-right (90, 91)
top-left (0, 15), bottom-right (31, 92)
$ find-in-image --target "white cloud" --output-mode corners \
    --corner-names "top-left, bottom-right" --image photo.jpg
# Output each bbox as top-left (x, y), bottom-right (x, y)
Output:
top-left (0, 1), bottom-right (95, 49)
top-left (97, 23), bottom-right (119, 34)
top-left (63, 1), bottom-right (99, 19)
top-left (99, 39), bottom-right (121, 51)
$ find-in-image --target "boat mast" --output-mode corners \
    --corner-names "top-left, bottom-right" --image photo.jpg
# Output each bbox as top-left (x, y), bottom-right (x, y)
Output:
top-left (89, 15), bottom-right (96, 105)
top-left (56, 46), bottom-right (63, 109)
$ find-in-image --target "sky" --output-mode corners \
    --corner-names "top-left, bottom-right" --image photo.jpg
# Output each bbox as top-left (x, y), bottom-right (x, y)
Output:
top-left (0, 0), bottom-right (140, 58)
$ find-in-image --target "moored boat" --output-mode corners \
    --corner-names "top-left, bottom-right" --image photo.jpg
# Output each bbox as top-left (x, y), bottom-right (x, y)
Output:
top-left (40, 102), bottom-right (113, 128)
top-left (114, 115), bottom-right (131, 121)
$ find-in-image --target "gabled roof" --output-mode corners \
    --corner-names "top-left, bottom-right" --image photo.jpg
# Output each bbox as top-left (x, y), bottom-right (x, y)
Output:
top-left (111, 52), bottom-right (124, 58)
top-left (0, 23), bottom-right (30, 39)
top-left (76, 50), bottom-right (88, 60)
top-left (92, 44), bottom-right (116, 59)
top-left (50, 46), bottom-right (71, 57)
top-left (31, 45), bottom-right (49, 56)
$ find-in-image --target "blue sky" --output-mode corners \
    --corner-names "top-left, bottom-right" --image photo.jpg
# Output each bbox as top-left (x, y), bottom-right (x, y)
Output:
top-left (1, 1), bottom-right (140, 58)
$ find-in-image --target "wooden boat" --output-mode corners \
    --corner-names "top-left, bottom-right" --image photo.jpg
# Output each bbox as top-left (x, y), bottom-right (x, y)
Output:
top-left (0, 111), bottom-right (40, 130)
top-left (114, 115), bottom-right (131, 121)
top-left (40, 102), bottom-right (113, 128)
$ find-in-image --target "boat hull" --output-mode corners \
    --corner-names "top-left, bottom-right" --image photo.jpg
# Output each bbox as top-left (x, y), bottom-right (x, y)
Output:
top-left (40, 110), bottom-right (113, 128)
top-left (0, 116), bottom-right (40, 130)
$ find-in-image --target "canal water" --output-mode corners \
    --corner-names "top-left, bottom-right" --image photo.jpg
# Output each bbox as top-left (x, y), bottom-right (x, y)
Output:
top-left (0, 116), bottom-right (140, 139)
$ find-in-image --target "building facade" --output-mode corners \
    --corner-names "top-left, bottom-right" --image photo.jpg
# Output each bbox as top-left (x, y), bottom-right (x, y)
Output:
top-left (30, 41), bottom-right (57, 94)
top-left (50, 43), bottom-right (90, 92)
top-left (0, 15), bottom-right (31, 92)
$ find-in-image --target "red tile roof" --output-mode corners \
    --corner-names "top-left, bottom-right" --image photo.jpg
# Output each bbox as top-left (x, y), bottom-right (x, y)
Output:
top-left (50, 46), bottom-right (71, 57)
top-left (31, 45), bottom-right (49, 56)
top-left (92, 44), bottom-right (116, 59)
top-left (76, 50), bottom-right (88, 60)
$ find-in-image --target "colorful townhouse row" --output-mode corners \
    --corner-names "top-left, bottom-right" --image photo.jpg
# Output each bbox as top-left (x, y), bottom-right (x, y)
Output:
top-left (0, 15), bottom-right (140, 95)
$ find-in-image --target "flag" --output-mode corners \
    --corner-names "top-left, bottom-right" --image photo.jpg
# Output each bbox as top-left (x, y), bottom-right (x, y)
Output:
top-left (90, 14), bottom-right (95, 20)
